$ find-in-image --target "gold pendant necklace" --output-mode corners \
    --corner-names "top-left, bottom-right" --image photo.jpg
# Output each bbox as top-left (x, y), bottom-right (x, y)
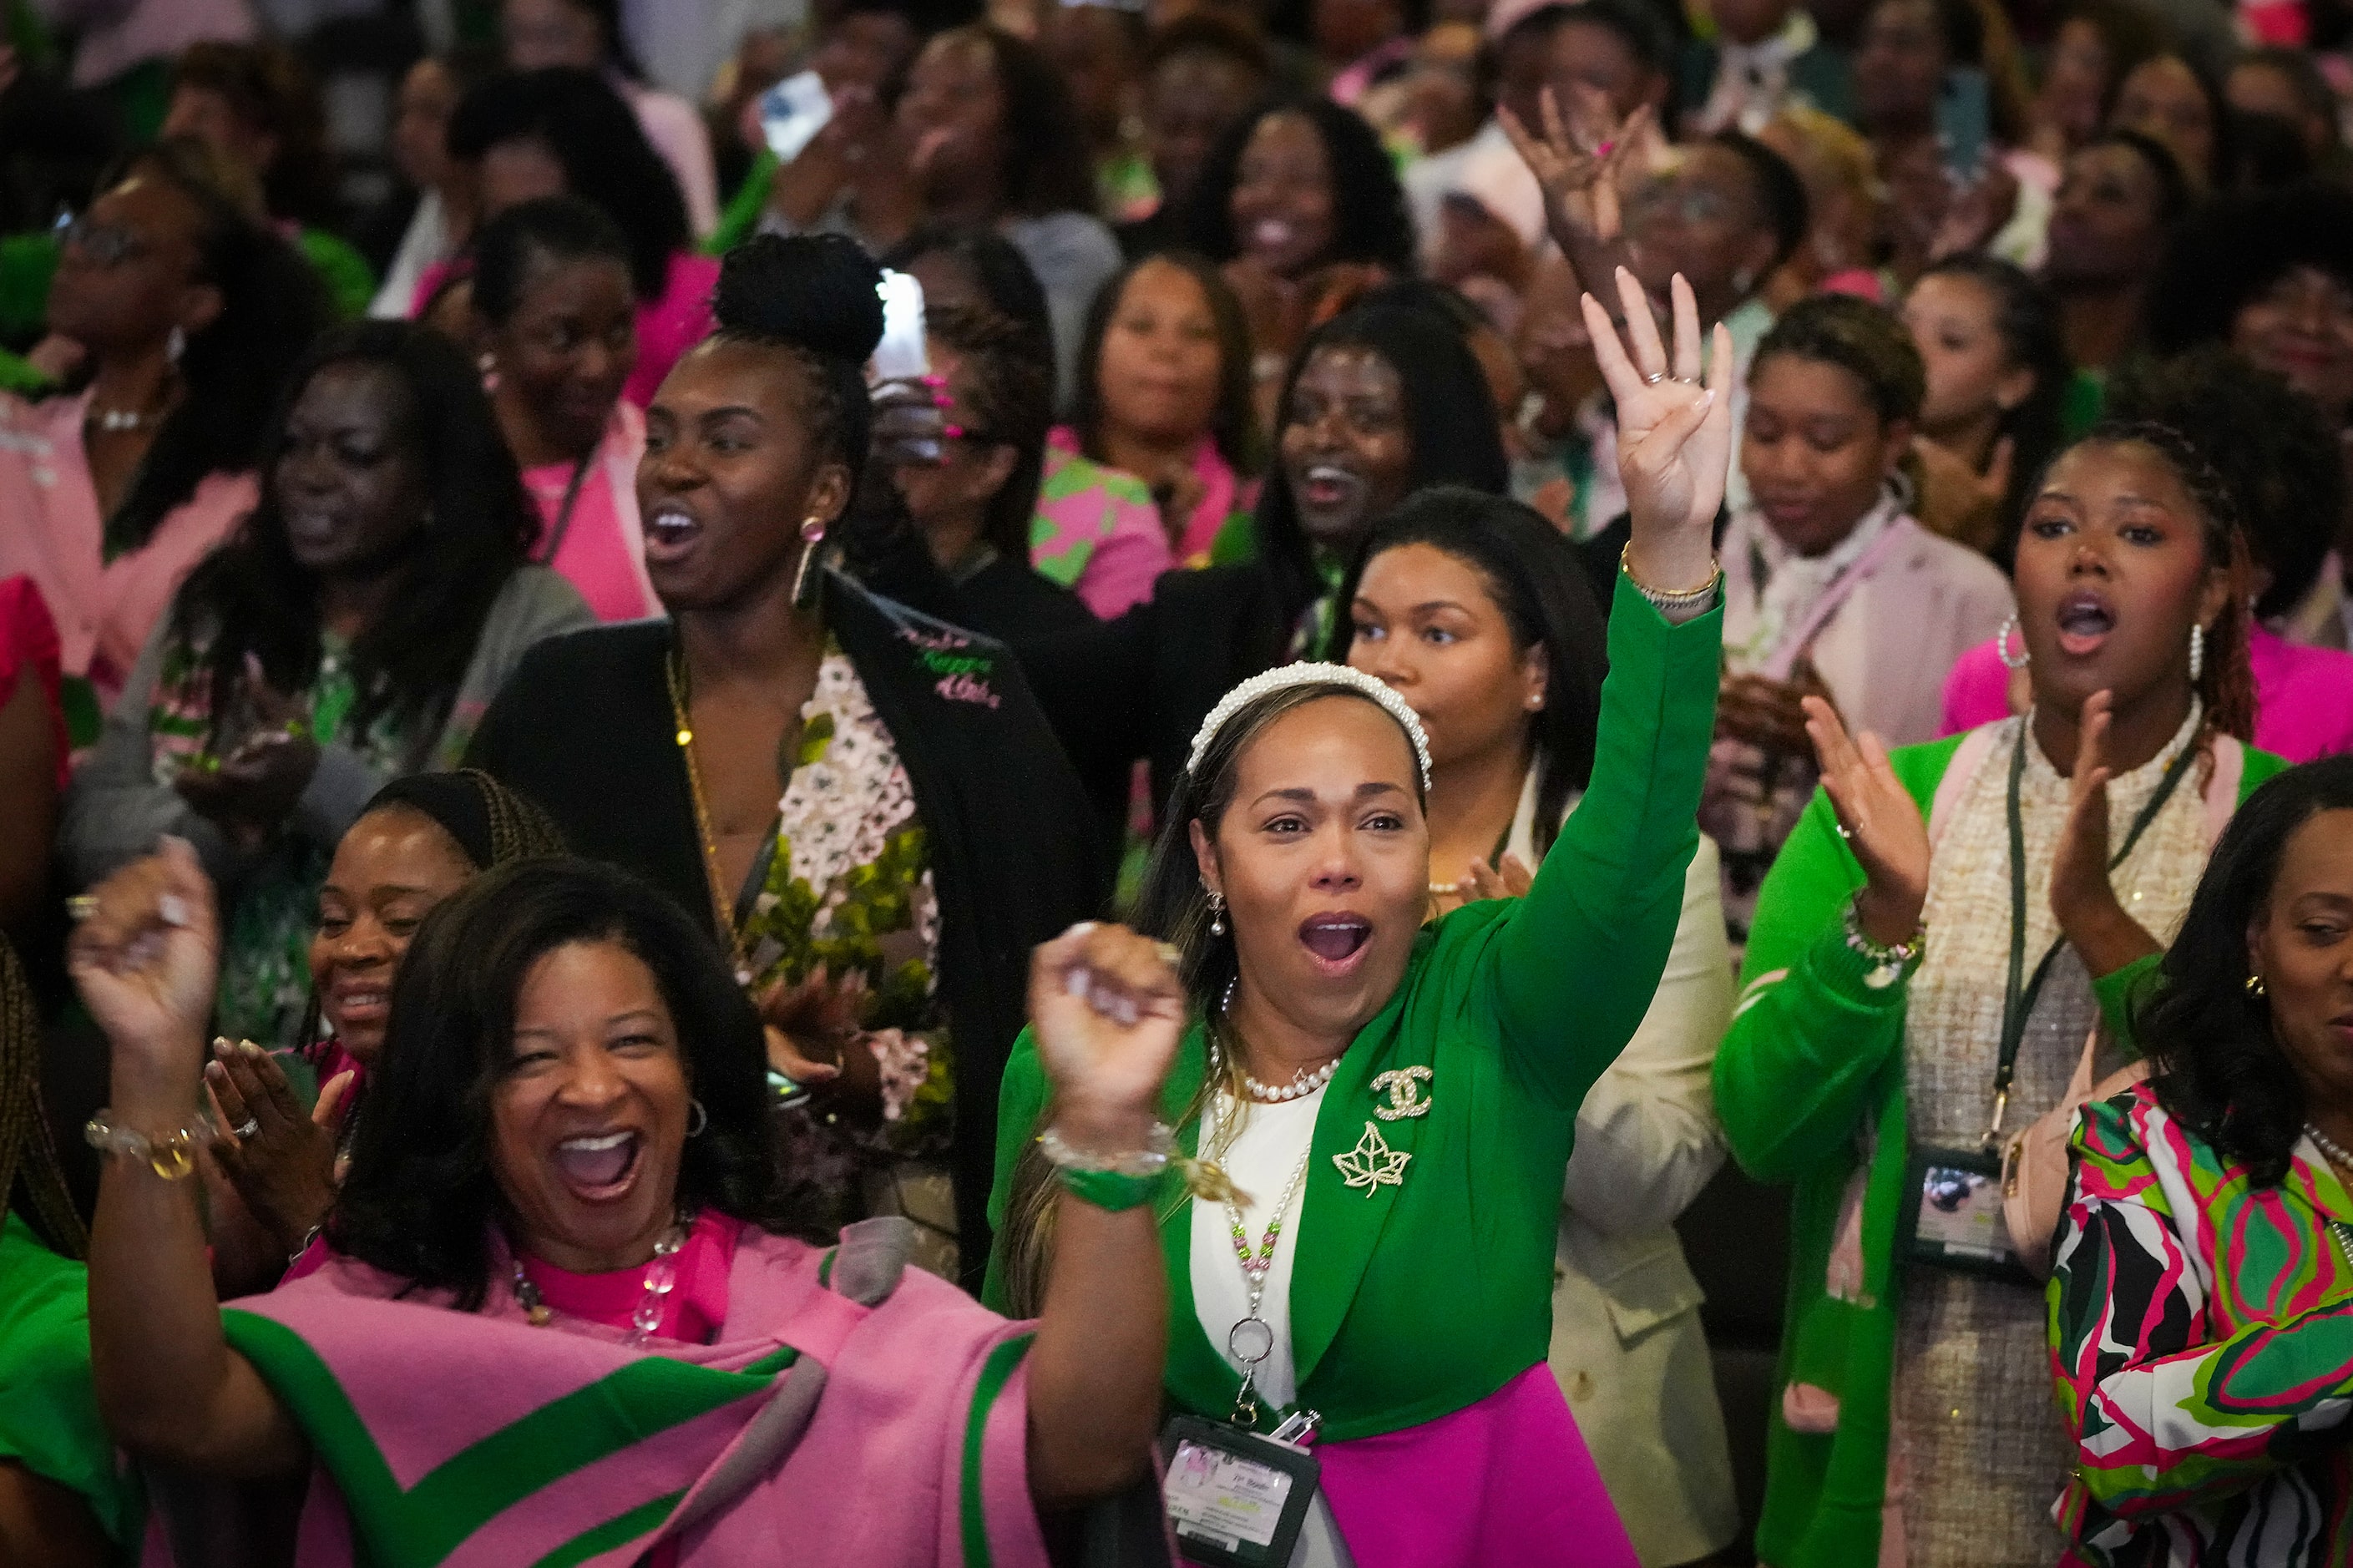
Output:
top-left (665, 645), bottom-right (752, 985)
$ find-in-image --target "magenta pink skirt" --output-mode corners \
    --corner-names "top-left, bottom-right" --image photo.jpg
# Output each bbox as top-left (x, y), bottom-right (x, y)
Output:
top-left (1313, 1362), bottom-right (1639, 1568)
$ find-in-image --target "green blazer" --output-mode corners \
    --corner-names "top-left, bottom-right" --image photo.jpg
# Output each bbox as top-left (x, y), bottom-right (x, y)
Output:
top-left (1712, 724), bottom-right (2288, 1568)
top-left (984, 575), bottom-right (1723, 1439)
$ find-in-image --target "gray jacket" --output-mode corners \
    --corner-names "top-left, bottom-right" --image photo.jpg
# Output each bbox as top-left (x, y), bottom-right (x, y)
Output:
top-left (63, 565), bottom-right (592, 892)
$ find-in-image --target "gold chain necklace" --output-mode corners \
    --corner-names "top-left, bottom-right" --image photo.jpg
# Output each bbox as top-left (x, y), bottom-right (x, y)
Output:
top-left (665, 645), bottom-right (752, 984)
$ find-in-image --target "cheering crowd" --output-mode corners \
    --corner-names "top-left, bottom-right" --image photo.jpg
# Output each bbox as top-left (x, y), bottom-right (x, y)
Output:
top-left (3, 0), bottom-right (2353, 1562)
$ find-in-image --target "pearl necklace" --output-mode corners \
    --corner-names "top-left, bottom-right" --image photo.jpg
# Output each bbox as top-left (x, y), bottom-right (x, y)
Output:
top-left (2310, 1123), bottom-right (2353, 1171)
top-left (87, 404), bottom-right (158, 432)
top-left (510, 1212), bottom-right (692, 1348)
top-left (1217, 980), bottom-right (1343, 1102)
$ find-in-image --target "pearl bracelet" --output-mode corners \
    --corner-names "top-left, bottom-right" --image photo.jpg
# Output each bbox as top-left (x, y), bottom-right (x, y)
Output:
top-left (84, 1107), bottom-right (214, 1181)
top-left (1842, 897), bottom-right (1925, 989)
top-left (1035, 1120), bottom-right (1176, 1178)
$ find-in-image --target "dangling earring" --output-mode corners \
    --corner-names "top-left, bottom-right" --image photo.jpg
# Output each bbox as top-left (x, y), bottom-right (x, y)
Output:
top-left (2245, 973), bottom-right (2266, 999)
top-left (2189, 624), bottom-right (2204, 685)
top-left (789, 516), bottom-right (827, 608)
top-left (1207, 888), bottom-right (1226, 936)
top-left (687, 1098), bottom-right (709, 1137)
top-left (1996, 613), bottom-right (2030, 670)
top-left (165, 325), bottom-right (185, 367)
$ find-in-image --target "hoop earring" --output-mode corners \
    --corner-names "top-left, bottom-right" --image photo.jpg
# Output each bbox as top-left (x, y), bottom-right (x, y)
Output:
top-left (1996, 613), bottom-right (2030, 670)
top-left (789, 516), bottom-right (826, 608)
top-left (686, 1098), bottom-right (709, 1137)
top-left (1207, 888), bottom-right (1226, 937)
top-left (2189, 623), bottom-right (2204, 685)
top-left (2245, 972), bottom-right (2266, 999)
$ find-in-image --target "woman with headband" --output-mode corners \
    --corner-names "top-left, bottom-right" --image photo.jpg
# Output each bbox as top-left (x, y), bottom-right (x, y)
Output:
top-left (984, 266), bottom-right (1730, 1566)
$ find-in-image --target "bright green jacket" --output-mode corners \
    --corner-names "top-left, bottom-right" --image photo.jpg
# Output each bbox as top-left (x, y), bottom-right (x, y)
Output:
top-left (1712, 726), bottom-right (2288, 1568)
top-left (984, 574), bottom-right (1723, 1439)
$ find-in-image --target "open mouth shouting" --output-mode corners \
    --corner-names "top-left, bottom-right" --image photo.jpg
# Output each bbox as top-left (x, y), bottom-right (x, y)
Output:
top-left (1299, 912), bottom-right (1374, 976)
top-left (2055, 589), bottom-right (2117, 658)
top-left (642, 500), bottom-right (702, 564)
top-left (550, 1128), bottom-right (645, 1203)
top-left (1298, 462), bottom-right (1364, 514)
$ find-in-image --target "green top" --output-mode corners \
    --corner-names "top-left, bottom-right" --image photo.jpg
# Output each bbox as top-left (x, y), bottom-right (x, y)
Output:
top-left (708, 150), bottom-right (780, 258)
top-left (1711, 728), bottom-right (2288, 1568)
top-left (296, 227), bottom-right (378, 321)
top-left (984, 573), bottom-right (1723, 1439)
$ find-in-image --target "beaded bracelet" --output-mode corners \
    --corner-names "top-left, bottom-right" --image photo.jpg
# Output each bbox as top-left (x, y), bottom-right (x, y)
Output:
top-left (1618, 544), bottom-right (1723, 615)
top-left (1036, 1120), bottom-right (1176, 1178)
top-left (1842, 896), bottom-right (1925, 990)
top-left (84, 1108), bottom-right (214, 1181)
top-left (1055, 1166), bottom-right (1162, 1211)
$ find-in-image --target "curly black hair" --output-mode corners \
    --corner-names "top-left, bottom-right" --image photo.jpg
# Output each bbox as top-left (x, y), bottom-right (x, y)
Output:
top-left (170, 39), bottom-right (341, 227)
top-left (2143, 180), bottom-right (2353, 364)
top-left (935, 25), bottom-right (1101, 219)
top-left (2140, 755), bottom-right (2353, 1187)
top-left (1184, 98), bottom-right (1416, 275)
top-left (170, 320), bottom-right (538, 750)
top-left (89, 138), bottom-right (331, 559)
top-left (448, 67), bottom-right (690, 301)
top-left (1069, 250), bottom-right (1263, 478)
top-left (2108, 346), bottom-right (2347, 620)
top-left (469, 195), bottom-right (632, 329)
top-left (708, 232), bottom-right (887, 483)
top-left (331, 857), bottom-right (812, 1309)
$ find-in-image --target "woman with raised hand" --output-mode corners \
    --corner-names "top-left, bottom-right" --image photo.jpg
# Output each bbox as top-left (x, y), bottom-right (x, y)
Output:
top-left (1337, 488), bottom-right (1742, 1565)
top-left (987, 266), bottom-right (1730, 1565)
top-left (73, 848), bottom-right (1175, 1563)
top-left (468, 234), bottom-right (1101, 1287)
top-left (472, 195), bottom-right (659, 623)
top-left (1714, 417), bottom-right (2288, 1568)
top-left (60, 321), bottom-right (592, 1050)
top-left (2050, 756), bottom-right (2353, 1566)
top-left (0, 139), bottom-right (327, 740)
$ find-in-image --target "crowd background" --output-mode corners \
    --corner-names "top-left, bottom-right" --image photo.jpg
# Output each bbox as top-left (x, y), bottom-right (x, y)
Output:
top-left (3, 0), bottom-right (2353, 1561)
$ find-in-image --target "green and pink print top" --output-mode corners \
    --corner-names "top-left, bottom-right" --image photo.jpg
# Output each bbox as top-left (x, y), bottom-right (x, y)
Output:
top-left (2051, 1078), bottom-right (2353, 1566)
top-left (1033, 433), bottom-right (1257, 618)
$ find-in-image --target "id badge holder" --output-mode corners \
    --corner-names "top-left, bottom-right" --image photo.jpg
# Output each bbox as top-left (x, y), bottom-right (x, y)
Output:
top-left (1900, 1140), bottom-right (2035, 1287)
top-left (1158, 1413), bottom-right (1320, 1568)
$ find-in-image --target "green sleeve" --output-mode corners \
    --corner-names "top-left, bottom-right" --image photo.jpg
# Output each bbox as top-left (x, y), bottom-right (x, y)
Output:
top-left (0, 347), bottom-right (52, 396)
top-left (706, 151), bottom-right (780, 257)
top-left (298, 229), bottom-right (377, 320)
top-left (0, 230), bottom-right (59, 344)
top-left (1483, 574), bottom-right (1723, 1107)
top-left (1713, 786), bottom-right (1910, 1184)
top-left (979, 1028), bottom-right (1050, 1314)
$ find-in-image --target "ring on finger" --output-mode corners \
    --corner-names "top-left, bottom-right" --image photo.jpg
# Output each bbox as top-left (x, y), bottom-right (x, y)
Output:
top-left (1834, 822), bottom-right (1855, 842)
top-left (1642, 370), bottom-right (1668, 385)
top-left (231, 1117), bottom-right (261, 1139)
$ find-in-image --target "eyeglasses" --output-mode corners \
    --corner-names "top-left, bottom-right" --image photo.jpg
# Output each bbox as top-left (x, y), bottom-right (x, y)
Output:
top-left (55, 214), bottom-right (154, 268)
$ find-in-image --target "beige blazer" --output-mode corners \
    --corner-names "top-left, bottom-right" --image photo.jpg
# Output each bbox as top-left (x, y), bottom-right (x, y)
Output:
top-left (1723, 510), bottom-right (2016, 748)
top-left (1512, 776), bottom-right (1742, 1565)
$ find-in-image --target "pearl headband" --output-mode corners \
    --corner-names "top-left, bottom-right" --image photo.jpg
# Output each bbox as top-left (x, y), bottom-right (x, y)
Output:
top-left (1185, 663), bottom-right (1433, 792)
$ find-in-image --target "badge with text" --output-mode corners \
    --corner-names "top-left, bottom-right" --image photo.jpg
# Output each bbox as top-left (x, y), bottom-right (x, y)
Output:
top-left (1159, 1414), bottom-right (1321, 1568)
top-left (1900, 1141), bottom-right (2034, 1287)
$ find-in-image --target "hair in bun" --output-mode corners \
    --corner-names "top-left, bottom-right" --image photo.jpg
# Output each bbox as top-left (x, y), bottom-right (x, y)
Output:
top-left (713, 233), bottom-right (885, 363)
top-left (711, 233), bottom-right (883, 473)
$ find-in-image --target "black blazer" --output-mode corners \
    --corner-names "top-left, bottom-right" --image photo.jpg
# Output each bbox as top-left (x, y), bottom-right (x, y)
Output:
top-left (465, 573), bottom-right (1106, 1285)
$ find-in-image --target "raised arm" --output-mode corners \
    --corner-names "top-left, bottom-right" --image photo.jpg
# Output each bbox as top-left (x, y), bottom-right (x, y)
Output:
top-left (2052, 1096), bottom-right (2353, 1520)
top-left (1018, 923), bottom-right (1182, 1508)
top-left (1488, 270), bottom-right (1728, 1100)
top-left (73, 840), bottom-right (306, 1479)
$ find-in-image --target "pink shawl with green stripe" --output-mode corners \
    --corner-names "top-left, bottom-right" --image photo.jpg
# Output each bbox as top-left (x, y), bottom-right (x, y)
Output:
top-left (152, 1219), bottom-right (1046, 1568)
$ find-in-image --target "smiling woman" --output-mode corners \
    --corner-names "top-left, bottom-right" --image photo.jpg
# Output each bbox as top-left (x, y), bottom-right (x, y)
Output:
top-left (59, 321), bottom-right (593, 1050)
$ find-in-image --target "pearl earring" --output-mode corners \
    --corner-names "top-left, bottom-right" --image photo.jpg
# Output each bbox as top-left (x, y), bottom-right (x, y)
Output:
top-left (2189, 624), bottom-right (2204, 685)
top-left (1207, 889), bottom-right (1226, 936)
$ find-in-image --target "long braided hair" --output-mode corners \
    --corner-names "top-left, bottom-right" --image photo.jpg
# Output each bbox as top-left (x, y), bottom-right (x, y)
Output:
top-left (2070, 418), bottom-right (2258, 745)
top-left (0, 937), bottom-right (86, 1258)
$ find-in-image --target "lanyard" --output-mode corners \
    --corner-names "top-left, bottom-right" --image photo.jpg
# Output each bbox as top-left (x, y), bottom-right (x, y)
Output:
top-left (534, 453), bottom-right (595, 568)
top-left (1989, 724), bottom-right (2194, 1144)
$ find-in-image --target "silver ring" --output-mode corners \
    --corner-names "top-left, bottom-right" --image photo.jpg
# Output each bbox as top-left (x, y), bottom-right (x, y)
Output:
top-left (1642, 371), bottom-right (1668, 385)
top-left (231, 1117), bottom-right (260, 1139)
top-left (1835, 822), bottom-right (1854, 842)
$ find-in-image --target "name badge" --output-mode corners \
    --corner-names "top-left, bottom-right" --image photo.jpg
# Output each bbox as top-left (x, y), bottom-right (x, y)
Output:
top-left (1158, 1414), bottom-right (1320, 1568)
top-left (1901, 1141), bottom-right (2034, 1287)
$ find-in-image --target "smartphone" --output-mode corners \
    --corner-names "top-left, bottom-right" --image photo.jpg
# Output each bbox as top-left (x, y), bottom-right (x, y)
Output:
top-left (872, 269), bottom-right (929, 382)
top-left (758, 69), bottom-right (836, 164)
top-left (1937, 67), bottom-right (1991, 183)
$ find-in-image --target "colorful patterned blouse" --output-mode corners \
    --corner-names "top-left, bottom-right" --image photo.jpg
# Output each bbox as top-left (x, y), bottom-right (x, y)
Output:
top-left (148, 634), bottom-right (416, 1046)
top-left (728, 643), bottom-right (951, 1229)
top-left (2051, 1080), bottom-right (2353, 1566)
top-left (1029, 443), bottom-right (1172, 619)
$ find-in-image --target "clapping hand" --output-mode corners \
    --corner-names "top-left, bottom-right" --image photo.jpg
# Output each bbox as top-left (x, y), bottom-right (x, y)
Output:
top-left (1028, 923), bottom-right (1186, 1151)
top-left (1581, 267), bottom-right (1733, 596)
top-left (758, 963), bottom-right (868, 1089)
top-left (174, 655), bottom-right (320, 852)
top-left (205, 1041), bottom-right (347, 1254)
top-left (1803, 697), bottom-right (1930, 947)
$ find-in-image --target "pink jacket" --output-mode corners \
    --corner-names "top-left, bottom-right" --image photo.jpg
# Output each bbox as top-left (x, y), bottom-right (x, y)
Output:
top-left (0, 389), bottom-right (256, 711)
top-left (1939, 622), bottom-right (2353, 761)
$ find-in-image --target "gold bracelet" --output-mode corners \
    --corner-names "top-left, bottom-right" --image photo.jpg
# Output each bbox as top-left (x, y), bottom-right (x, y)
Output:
top-left (84, 1109), bottom-right (210, 1181)
top-left (1619, 543), bottom-right (1723, 603)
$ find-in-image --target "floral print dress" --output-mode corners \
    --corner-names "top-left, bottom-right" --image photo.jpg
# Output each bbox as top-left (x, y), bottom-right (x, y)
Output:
top-left (728, 643), bottom-right (954, 1261)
